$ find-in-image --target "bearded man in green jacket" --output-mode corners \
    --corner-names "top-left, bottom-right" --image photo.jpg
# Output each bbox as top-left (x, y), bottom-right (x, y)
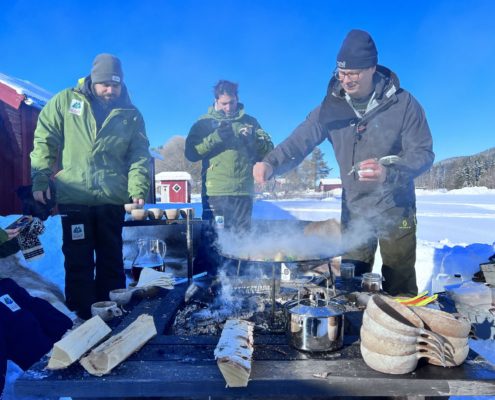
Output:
top-left (185, 80), bottom-right (273, 273)
top-left (30, 54), bottom-right (151, 319)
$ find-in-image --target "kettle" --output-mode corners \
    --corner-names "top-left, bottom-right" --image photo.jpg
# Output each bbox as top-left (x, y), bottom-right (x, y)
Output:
top-left (131, 238), bottom-right (167, 282)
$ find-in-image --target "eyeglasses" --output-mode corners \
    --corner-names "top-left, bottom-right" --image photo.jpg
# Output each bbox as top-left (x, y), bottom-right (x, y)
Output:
top-left (333, 69), bottom-right (364, 82)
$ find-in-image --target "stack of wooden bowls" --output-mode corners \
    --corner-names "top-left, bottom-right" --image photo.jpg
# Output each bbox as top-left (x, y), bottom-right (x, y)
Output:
top-left (360, 294), bottom-right (470, 374)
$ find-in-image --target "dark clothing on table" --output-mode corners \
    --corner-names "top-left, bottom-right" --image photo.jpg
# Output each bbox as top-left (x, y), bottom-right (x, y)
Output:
top-left (59, 204), bottom-right (126, 320)
top-left (0, 278), bottom-right (72, 395)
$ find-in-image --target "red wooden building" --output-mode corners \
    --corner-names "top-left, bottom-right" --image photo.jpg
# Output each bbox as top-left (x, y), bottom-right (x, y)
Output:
top-left (155, 171), bottom-right (192, 203)
top-left (318, 178), bottom-right (342, 192)
top-left (0, 72), bottom-right (51, 215)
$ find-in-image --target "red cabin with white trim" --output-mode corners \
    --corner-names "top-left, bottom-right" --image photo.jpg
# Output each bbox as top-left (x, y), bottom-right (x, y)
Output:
top-left (155, 171), bottom-right (192, 203)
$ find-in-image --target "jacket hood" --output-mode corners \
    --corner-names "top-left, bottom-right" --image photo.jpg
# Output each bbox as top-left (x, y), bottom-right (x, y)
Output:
top-left (77, 76), bottom-right (134, 109)
top-left (319, 65), bottom-right (401, 126)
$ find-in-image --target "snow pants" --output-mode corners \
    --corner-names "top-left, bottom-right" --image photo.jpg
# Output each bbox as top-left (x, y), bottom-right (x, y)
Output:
top-left (59, 204), bottom-right (126, 320)
top-left (195, 195), bottom-right (253, 275)
top-left (341, 204), bottom-right (418, 296)
top-left (0, 278), bottom-right (72, 395)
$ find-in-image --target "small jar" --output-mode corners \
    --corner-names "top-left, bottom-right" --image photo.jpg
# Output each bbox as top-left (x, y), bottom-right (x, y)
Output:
top-left (361, 272), bottom-right (382, 292)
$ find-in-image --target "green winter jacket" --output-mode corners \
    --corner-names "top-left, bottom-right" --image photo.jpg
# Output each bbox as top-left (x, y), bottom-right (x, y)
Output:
top-left (185, 104), bottom-right (274, 196)
top-left (0, 229), bottom-right (7, 245)
top-left (30, 79), bottom-right (151, 206)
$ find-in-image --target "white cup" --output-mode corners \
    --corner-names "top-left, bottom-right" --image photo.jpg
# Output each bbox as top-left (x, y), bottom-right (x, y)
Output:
top-left (91, 300), bottom-right (123, 321)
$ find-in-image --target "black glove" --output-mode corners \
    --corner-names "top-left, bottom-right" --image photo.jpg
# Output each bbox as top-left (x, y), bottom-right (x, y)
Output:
top-left (16, 181), bottom-right (57, 221)
top-left (217, 120), bottom-right (234, 141)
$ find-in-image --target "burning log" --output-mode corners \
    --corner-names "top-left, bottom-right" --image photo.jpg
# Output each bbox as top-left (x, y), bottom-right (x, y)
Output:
top-left (214, 319), bottom-right (254, 387)
top-left (47, 316), bottom-right (111, 370)
top-left (80, 314), bottom-right (157, 376)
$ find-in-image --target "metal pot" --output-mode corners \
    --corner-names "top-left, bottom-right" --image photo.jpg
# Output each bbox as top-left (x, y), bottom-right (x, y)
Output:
top-left (286, 298), bottom-right (345, 352)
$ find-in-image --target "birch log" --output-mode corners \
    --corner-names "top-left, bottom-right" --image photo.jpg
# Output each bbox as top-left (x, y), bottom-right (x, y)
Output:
top-left (80, 314), bottom-right (157, 376)
top-left (214, 319), bottom-right (254, 387)
top-left (47, 316), bottom-right (111, 370)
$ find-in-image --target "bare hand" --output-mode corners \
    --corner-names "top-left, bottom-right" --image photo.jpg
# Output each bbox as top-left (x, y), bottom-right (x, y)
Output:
top-left (33, 186), bottom-right (52, 205)
top-left (5, 228), bottom-right (21, 240)
top-left (132, 198), bottom-right (145, 206)
top-left (253, 162), bottom-right (273, 184)
top-left (357, 158), bottom-right (386, 183)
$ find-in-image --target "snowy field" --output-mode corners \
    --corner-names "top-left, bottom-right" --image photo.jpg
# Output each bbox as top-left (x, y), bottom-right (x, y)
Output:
top-left (1, 187), bottom-right (494, 399)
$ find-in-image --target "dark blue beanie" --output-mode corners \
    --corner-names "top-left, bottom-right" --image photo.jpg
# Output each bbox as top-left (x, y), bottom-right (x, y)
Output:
top-left (336, 29), bottom-right (378, 69)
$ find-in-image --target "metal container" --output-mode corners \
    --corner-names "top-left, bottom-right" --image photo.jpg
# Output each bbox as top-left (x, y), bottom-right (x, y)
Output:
top-left (286, 298), bottom-right (345, 352)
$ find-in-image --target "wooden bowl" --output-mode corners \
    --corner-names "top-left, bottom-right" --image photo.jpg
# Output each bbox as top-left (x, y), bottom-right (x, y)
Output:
top-left (131, 209), bottom-right (148, 220)
top-left (148, 208), bottom-right (164, 220)
top-left (164, 209), bottom-right (179, 220)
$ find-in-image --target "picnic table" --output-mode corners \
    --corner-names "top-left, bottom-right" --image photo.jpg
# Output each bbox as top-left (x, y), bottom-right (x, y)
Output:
top-left (15, 284), bottom-right (495, 399)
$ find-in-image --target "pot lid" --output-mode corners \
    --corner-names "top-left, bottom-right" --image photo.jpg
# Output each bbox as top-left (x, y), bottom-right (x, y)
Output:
top-left (288, 299), bottom-right (345, 317)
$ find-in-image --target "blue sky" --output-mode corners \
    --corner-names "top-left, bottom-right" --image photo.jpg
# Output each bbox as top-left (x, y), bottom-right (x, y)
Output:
top-left (1, 0), bottom-right (494, 175)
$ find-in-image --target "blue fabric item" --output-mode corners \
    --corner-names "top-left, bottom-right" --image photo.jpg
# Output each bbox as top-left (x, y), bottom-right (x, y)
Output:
top-left (0, 278), bottom-right (72, 395)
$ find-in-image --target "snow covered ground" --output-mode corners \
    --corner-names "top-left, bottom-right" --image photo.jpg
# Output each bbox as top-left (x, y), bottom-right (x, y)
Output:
top-left (1, 187), bottom-right (494, 399)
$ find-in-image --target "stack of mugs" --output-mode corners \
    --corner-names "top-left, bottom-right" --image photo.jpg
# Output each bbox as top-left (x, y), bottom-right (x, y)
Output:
top-left (360, 294), bottom-right (471, 374)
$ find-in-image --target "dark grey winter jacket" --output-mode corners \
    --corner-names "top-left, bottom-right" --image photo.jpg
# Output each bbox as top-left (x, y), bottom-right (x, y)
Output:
top-left (263, 66), bottom-right (434, 217)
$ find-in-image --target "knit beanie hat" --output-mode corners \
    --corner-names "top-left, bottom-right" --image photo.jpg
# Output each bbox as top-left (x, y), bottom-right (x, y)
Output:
top-left (336, 30), bottom-right (378, 69)
top-left (91, 54), bottom-right (123, 84)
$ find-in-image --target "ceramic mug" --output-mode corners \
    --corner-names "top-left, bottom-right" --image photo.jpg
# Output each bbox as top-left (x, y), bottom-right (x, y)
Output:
top-left (91, 300), bottom-right (123, 321)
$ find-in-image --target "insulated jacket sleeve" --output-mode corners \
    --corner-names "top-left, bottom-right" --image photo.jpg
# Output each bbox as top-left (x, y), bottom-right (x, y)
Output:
top-left (185, 120), bottom-right (230, 162)
top-left (253, 122), bottom-right (274, 162)
top-left (126, 113), bottom-right (151, 200)
top-left (0, 229), bottom-right (8, 245)
top-left (263, 107), bottom-right (327, 176)
top-left (385, 94), bottom-right (434, 185)
top-left (30, 93), bottom-right (65, 192)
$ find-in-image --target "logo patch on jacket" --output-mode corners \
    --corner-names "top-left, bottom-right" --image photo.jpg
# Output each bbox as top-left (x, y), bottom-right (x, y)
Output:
top-left (0, 294), bottom-right (21, 312)
top-left (69, 99), bottom-right (84, 116)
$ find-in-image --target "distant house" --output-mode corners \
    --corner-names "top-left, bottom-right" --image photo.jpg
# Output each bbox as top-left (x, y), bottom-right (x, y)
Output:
top-left (318, 178), bottom-right (342, 192)
top-left (0, 72), bottom-right (51, 215)
top-left (155, 171), bottom-right (192, 203)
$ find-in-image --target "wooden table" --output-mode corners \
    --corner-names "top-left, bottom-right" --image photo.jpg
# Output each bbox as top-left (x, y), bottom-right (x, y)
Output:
top-left (15, 285), bottom-right (495, 399)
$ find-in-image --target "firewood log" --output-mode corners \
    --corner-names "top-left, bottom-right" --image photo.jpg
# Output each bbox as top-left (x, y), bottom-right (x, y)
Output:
top-left (47, 316), bottom-right (111, 370)
top-left (79, 314), bottom-right (157, 376)
top-left (214, 319), bottom-right (254, 387)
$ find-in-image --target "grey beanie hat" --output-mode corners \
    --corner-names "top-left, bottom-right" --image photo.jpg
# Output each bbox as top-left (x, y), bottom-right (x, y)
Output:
top-left (91, 53), bottom-right (123, 84)
top-left (336, 29), bottom-right (378, 69)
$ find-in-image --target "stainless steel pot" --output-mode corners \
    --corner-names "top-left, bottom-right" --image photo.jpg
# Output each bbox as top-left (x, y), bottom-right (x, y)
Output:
top-left (286, 298), bottom-right (345, 352)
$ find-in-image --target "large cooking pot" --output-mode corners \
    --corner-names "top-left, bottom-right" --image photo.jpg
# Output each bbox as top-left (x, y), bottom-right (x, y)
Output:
top-left (286, 298), bottom-right (345, 352)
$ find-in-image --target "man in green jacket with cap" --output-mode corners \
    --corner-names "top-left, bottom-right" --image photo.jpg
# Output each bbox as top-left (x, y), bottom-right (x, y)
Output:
top-left (30, 54), bottom-right (151, 319)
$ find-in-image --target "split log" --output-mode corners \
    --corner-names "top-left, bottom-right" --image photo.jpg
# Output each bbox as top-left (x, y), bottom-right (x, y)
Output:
top-left (47, 316), bottom-right (111, 370)
top-left (214, 319), bottom-right (254, 387)
top-left (79, 314), bottom-right (157, 376)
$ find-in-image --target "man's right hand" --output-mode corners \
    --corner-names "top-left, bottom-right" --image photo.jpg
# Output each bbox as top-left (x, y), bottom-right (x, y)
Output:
top-left (33, 186), bottom-right (51, 205)
top-left (217, 121), bottom-right (234, 141)
top-left (253, 162), bottom-right (273, 184)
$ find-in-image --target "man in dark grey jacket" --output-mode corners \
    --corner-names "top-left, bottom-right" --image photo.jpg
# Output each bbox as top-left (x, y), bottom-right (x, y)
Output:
top-left (254, 29), bottom-right (434, 296)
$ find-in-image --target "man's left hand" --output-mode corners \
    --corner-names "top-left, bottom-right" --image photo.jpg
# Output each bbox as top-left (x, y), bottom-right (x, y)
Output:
top-left (357, 158), bottom-right (386, 183)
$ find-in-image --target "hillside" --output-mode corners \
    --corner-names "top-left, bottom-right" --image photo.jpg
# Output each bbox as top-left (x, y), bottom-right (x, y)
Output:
top-left (415, 147), bottom-right (495, 190)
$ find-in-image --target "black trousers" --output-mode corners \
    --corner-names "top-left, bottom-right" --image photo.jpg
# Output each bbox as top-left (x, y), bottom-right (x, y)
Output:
top-left (0, 278), bottom-right (72, 395)
top-left (195, 195), bottom-right (253, 275)
top-left (59, 204), bottom-right (126, 319)
top-left (341, 204), bottom-right (418, 297)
